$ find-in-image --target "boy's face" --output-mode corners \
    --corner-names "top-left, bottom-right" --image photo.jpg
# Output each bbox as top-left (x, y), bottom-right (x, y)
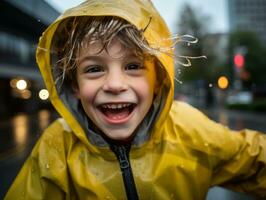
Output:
top-left (75, 38), bottom-right (157, 141)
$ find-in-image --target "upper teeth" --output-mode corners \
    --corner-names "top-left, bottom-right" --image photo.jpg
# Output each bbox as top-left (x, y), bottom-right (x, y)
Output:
top-left (101, 103), bottom-right (131, 109)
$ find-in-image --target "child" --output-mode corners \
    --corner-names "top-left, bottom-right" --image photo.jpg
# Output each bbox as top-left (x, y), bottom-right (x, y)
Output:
top-left (5, 0), bottom-right (266, 199)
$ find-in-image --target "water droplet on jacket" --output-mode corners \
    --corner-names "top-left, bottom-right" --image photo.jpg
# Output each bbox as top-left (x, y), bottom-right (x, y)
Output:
top-left (45, 163), bottom-right (50, 169)
top-left (105, 196), bottom-right (111, 200)
top-left (31, 168), bottom-right (35, 173)
top-left (20, 191), bottom-right (25, 199)
top-left (79, 151), bottom-right (86, 161)
top-left (170, 193), bottom-right (174, 199)
top-left (204, 142), bottom-right (209, 147)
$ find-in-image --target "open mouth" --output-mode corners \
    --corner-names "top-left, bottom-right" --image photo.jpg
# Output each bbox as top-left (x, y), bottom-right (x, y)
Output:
top-left (97, 103), bottom-right (136, 123)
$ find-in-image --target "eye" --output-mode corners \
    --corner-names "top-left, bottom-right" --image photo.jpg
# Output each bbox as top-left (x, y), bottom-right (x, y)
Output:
top-left (125, 62), bottom-right (144, 71)
top-left (84, 65), bottom-right (104, 73)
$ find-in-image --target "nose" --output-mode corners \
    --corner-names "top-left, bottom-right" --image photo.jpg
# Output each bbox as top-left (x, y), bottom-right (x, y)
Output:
top-left (102, 69), bottom-right (128, 94)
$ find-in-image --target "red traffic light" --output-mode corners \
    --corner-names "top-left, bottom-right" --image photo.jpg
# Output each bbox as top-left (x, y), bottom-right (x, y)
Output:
top-left (234, 54), bottom-right (244, 68)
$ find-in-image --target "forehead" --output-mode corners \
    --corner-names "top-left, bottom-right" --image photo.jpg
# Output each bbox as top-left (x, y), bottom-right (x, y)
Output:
top-left (77, 37), bottom-right (146, 62)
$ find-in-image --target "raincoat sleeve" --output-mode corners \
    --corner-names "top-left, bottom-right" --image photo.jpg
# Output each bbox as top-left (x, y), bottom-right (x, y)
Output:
top-left (4, 120), bottom-right (71, 200)
top-left (210, 126), bottom-right (266, 197)
top-left (172, 102), bottom-right (266, 197)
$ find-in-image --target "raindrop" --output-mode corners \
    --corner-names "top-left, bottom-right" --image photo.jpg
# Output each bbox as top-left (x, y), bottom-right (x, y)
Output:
top-left (79, 151), bottom-right (85, 160)
top-left (170, 193), bottom-right (175, 199)
top-left (209, 83), bottom-right (213, 88)
top-left (95, 172), bottom-right (100, 177)
top-left (45, 163), bottom-right (50, 169)
top-left (37, 19), bottom-right (41, 22)
top-left (20, 191), bottom-right (25, 199)
top-left (174, 77), bottom-right (183, 84)
top-left (187, 43), bottom-right (191, 46)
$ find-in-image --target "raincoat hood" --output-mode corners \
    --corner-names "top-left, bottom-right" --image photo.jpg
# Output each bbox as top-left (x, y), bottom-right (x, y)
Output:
top-left (36, 0), bottom-right (174, 150)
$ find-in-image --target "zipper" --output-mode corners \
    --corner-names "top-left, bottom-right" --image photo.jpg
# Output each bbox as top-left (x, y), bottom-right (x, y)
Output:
top-left (110, 144), bottom-right (139, 200)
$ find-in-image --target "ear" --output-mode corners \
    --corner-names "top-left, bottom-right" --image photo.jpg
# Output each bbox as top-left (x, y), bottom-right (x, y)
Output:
top-left (153, 61), bottom-right (162, 95)
top-left (72, 84), bottom-right (80, 99)
top-left (154, 80), bottom-right (160, 94)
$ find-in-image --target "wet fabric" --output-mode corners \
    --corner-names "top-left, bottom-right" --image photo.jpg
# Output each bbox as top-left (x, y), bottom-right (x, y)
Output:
top-left (5, 0), bottom-right (266, 199)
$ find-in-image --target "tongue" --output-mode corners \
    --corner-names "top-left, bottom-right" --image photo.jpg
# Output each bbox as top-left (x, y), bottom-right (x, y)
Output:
top-left (104, 108), bottom-right (130, 120)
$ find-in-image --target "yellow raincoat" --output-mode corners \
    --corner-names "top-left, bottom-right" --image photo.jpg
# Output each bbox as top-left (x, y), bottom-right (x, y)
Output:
top-left (5, 0), bottom-right (266, 199)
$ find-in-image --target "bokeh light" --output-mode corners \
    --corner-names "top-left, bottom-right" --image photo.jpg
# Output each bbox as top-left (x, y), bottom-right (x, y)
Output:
top-left (39, 89), bottom-right (49, 100)
top-left (16, 79), bottom-right (27, 90)
top-left (218, 76), bottom-right (229, 90)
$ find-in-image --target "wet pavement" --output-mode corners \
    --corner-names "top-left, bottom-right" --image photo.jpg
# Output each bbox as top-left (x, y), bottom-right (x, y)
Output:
top-left (0, 110), bottom-right (59, 199)
top-left (0, 108), bottom-right (265, 199)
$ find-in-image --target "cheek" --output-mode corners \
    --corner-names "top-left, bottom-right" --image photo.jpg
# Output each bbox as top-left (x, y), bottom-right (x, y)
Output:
top-left (76, 80), bottom-right (98, 103)
top-left (132, 78), bottom-right (154, 101)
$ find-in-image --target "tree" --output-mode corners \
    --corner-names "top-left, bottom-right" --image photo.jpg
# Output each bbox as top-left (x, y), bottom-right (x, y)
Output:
top-left (175, 4), bottom-right (217, 107)
top-left (175, 4), bottom-right (215, 82)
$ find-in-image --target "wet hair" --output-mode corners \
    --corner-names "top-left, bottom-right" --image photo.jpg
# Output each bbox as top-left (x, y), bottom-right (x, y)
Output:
top-left (53, 16), bottom-right (164, 87)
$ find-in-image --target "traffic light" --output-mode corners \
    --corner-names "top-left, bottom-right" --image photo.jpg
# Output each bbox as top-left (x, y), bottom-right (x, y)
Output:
top-left (234, 54), bottom-right (245, 69)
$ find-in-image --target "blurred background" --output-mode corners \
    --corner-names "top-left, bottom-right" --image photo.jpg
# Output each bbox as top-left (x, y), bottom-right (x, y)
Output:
top-left (0, 0), bottom-right (265, 199)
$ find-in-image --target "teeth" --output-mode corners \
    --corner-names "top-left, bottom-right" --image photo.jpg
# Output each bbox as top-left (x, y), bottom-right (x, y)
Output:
top-left (101, 103), bottom-right (131, 109)
top-left (123, 103), bottom-right (130, 108)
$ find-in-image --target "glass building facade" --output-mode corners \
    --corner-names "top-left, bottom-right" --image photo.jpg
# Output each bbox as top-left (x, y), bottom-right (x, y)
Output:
top-left (228, 0), bottom-right (266, 42)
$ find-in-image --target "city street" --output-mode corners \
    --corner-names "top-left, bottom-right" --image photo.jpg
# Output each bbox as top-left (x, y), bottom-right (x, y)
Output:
top-left (0, 108), bottom-right (265, 199)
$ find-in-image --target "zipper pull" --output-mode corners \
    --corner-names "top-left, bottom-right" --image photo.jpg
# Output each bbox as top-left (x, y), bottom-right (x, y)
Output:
top-left (110, 144), bottom-right (130, 169)
top-left (116, 145), bottom-right (130, 169)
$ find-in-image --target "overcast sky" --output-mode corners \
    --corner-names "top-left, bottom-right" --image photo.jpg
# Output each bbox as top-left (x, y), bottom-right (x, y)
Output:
top-left (45, 0), bottom-right (228, 34)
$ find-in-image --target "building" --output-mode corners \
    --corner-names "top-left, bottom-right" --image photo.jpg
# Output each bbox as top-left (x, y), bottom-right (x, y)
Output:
top-left (228, 0), bottom-right (266, 43)
top-left (0, 0), bottom-right (59, 118)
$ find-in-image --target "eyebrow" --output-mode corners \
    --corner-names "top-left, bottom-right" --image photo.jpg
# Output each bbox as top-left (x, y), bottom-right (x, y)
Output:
top-left (77, 53), bottom-right (142, 65)
top-left (77, 55), bottom-right (104, 64)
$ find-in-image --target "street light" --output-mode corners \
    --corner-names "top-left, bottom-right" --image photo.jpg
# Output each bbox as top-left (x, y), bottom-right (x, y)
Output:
top-left (218, 76), bottom-right (229, 90)
top-left (39, 89), bottom-right (49, 100)
top-left (16, 79), bottom-right (27, 90)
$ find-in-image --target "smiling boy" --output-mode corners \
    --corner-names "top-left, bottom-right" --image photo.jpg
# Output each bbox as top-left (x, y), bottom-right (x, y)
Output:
top-left (75, 38), bottom-right (157, 141)
top-left (5, 0), bottom-right (266, 200)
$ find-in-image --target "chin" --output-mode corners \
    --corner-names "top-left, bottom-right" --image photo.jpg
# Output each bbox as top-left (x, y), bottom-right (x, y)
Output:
top-left (103, 129), bottom-right (135, 142)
